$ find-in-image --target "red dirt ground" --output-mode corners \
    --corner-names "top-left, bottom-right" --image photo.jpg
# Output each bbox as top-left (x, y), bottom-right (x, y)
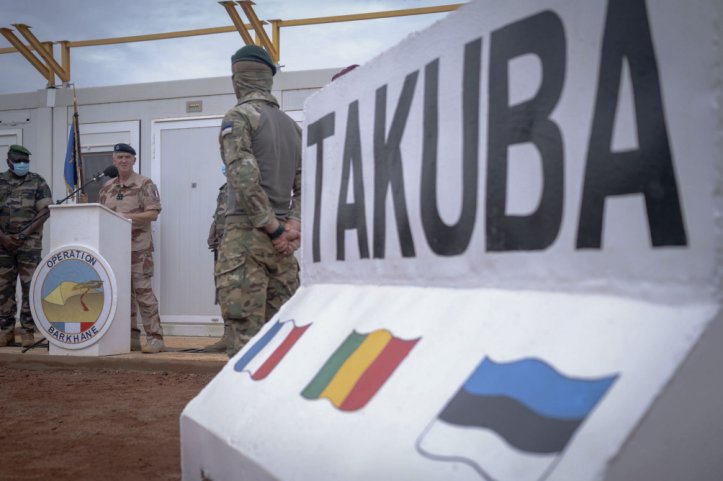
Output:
top-left (0, 363), bottom-right (216, 481)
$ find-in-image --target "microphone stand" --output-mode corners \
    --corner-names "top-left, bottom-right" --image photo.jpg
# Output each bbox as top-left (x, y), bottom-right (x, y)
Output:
top-left (56, 171), bottom-right (112, 205)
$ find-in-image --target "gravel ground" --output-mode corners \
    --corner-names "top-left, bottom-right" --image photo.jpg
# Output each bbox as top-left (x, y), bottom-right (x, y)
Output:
top-left (0, 357), bottom-right (219, 481)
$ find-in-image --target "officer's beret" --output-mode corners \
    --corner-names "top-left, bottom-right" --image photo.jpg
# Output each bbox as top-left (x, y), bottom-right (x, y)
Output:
top-left (231, 45), bottom-right (277, 75)
top-left (114, 143), bottom-right (136, 155)
top-left (8, 144), bottom-right (30, 156)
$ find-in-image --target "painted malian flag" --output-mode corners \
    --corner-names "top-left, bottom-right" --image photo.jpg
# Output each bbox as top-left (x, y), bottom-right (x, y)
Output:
top-left (301, 329), bottom-right (419, 412)
top-left (234, 319), bottom-right (310, 381)
top-left (417, 357), bottom-right (618, 481)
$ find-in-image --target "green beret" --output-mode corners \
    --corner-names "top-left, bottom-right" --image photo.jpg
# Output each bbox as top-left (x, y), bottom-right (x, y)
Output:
top-left (8, 144), bottom-right (30, 156)
top-left (231, 45), bottom-right (277, 75)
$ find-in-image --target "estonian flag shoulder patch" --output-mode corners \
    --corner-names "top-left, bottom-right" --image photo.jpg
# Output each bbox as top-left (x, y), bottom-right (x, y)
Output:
top-left (221, 121), bottom-right (234, 137)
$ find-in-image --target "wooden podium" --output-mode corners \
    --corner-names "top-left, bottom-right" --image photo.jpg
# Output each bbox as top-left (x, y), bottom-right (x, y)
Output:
top-left (30, 204), bottom-right (131, 356)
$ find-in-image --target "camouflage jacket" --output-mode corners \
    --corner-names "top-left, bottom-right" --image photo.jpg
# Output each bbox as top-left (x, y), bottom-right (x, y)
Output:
top-left (219, 66), bottom-right (301, 229)
top-left (99, 172), bottom-right (161, 253)
top-left (208, 182), bottom-right (227, 247)
top-left (0, 170), bottom-right (52, 250)
top-left (213, 182), bottom-right (228, 229)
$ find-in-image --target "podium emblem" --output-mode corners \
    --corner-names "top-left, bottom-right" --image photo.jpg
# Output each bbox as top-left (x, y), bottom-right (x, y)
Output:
top-left (31, 246), bottom-right (118, 350)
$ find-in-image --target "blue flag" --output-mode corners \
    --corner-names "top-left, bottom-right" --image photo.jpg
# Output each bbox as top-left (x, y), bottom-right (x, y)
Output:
top-left (64, 123), bottom-right (78, 191)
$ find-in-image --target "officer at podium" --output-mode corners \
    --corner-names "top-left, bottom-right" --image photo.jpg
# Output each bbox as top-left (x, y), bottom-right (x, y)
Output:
top-left (98, 143), bottom-right (165, 354)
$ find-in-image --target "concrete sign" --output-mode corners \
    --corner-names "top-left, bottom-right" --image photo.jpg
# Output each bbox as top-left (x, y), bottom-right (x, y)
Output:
top-left (182, 0), bottom-right (723, 480)
top-left (301, 0), bottom-right (717, 302)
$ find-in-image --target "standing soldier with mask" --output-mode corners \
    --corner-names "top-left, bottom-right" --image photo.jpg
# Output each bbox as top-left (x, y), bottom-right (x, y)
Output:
top-left (0, 145), bottom-right (52, 347)
top-left (217, 45), bottom-right (302, 357)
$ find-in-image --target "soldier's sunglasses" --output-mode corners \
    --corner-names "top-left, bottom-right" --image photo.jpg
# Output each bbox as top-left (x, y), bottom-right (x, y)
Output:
top-left (8, 155), bottom-right (29, 163)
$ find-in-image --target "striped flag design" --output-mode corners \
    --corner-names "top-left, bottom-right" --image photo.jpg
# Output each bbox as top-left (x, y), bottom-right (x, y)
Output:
top-left (50, 321), bottom-right (96, 333)
top-left (301, 329), bottom-right (419, 411)
top-left (418, 357), bottom-right (618, 481)
top-left (234, 319), bottom-right (310, 381)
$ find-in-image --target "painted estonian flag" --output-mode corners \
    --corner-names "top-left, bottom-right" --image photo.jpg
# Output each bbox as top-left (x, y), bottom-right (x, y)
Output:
top-left (234, 319), bottom-right (310, 381)
top-left (417, 357), bottom-right (618, 481)
top-left (302, 329), bottom-right (419, 411)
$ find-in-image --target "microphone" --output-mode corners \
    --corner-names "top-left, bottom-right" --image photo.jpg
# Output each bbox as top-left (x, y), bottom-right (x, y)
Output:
top-left (56, 165), bottom-right (120, 204)
top-left (95, 165), bottom-right (118, 180)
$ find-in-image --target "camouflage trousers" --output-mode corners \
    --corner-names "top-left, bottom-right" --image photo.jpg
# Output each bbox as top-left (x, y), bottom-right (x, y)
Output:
top-left (215, 223), bottom-right (299, 357)
top-left (131, 249), bottom-right (163, 340)
top-left (0, 247), bottom-right (41, 333)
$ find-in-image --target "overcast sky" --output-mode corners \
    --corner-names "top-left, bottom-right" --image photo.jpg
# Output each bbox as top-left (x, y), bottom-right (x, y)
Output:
top-left (0, 0), bottom-right (462, 95)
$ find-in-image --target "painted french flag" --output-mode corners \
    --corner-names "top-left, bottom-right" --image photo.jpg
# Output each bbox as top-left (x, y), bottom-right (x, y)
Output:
top-left (233, 319), bottom-right (310, 381)
top-left (417, 357), bottom-right (618, 481)
top-left (50, 321), bottom-right (94, 334)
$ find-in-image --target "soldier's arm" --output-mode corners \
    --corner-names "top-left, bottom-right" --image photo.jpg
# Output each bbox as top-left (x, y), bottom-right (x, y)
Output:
top-left (289, 170), bottom-right (301, 224)
top-left (0, 183), bottom-right (18, 250)
top-left (18, 206), bottom-right (50, 237)
top-left (222, 111), bottom-right (280, 234)
top-left (289, 122), bottom-right (302, 225)
top-left (124, 180), bottom-right (161, 223)
top-left (208, 221), bottom-right (218, 249)
top-left (17, 179), bottom-right (53, 239)
top-left (122, 210), bottom-right (159, 223)
top-left (207, 185), bottom-right (226, 249)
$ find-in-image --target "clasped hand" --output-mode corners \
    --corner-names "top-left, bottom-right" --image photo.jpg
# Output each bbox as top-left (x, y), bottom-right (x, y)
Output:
top-left (271, 222), bottom-right (300, 256)
top-left (0, 233), bottom-right (23, 252)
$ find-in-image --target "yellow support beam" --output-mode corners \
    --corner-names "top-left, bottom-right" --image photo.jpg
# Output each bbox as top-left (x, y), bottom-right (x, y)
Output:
top-left (1, 22), bottom-right (262, 52)
top-left (219, 1), bottom-right (255, 45)
top-left (67, 25), bottom-right (242, 48)
top-left (42, 41), bottom-right (55, 86)
top-left (0, 3), bottom-right (463, 84)
top-left (277, 4), bottom-right (462, 28)
top-left (13, 24), bottom-right (69, 82)
top-left (1, 4), bottom-right (462, 52)
top-left (237, 1), bottom-right (277, 60)
top-left (60, 41), bottom-right (71, 84)
top-left (269, 19), bottom-right (281, 63)
top-left (0, 27), bottom-right (50, 80)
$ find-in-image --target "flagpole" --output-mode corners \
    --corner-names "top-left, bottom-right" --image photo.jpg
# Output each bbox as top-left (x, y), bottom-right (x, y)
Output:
top-left (71, 84), bottom-right (83, 199)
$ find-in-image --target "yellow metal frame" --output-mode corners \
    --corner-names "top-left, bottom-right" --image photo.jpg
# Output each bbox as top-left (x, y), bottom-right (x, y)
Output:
top-left (238, 1), bottom-right (277, 61)
top-left (0, 27), bottom-right (51, 81)
top-left (0, 2), bottom-right (462, 87)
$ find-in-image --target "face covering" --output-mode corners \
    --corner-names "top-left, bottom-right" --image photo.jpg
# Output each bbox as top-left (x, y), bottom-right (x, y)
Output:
top-left (12, 162), bottom-right (29, 176)
top-left (221, 164), bottom-right (227, 176)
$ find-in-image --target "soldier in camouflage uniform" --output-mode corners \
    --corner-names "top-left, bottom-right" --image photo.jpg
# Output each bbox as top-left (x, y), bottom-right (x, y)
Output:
top-left (0, 145), bottom-right (52, 347)
top-left (98, 143), bottom-right (164, 354)
top-left (205, 178), bottom-right (231, 352)
top-left (217, 45), bottom-right (302, 357)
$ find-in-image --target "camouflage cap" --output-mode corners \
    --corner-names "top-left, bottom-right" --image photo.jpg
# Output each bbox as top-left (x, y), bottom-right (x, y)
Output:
top-left (8, 144), bottom-right (30, 156)
top-left (231, 45), bottom-right (277, 75)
